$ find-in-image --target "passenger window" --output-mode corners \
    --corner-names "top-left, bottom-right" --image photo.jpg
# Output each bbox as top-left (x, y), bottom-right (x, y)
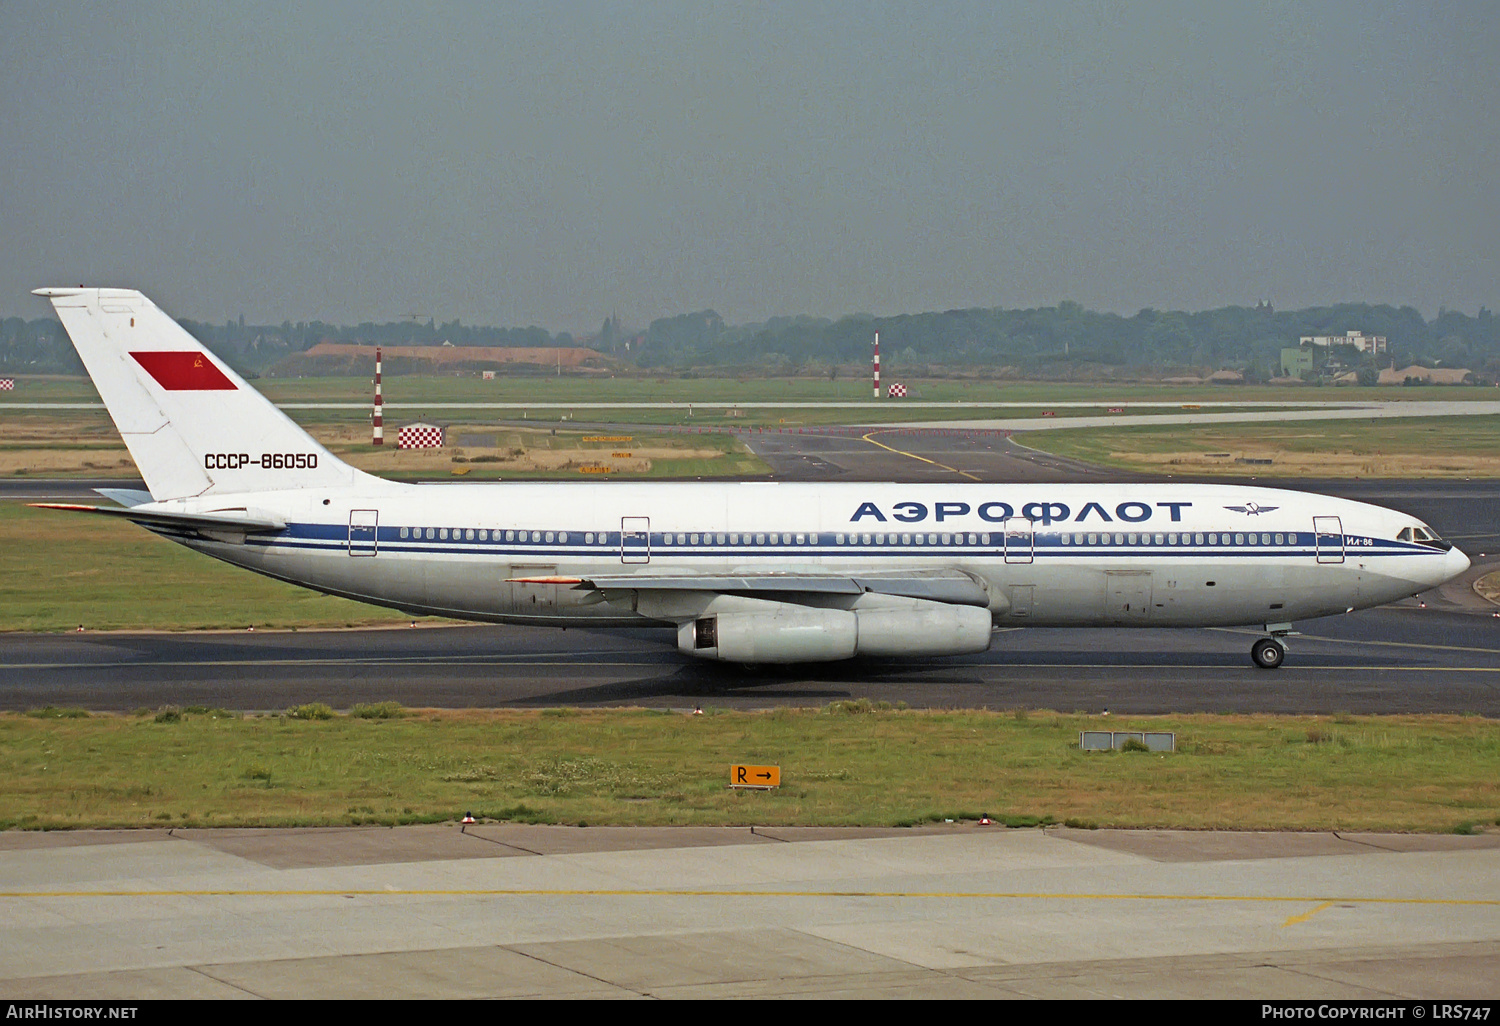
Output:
top-left (1235, 533), bottom-right (1244, 545)
top-left (1127, 533), bottom-right (1138, 545)
top-left (400, 527), bottom-right (409, 539)
top-left (756, 534), bottom-right (766, 545)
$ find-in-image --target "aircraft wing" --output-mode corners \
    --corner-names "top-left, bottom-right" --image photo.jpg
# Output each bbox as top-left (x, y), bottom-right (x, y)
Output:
top-left (29, 503), bottom-right (287, 534)
top-left (560, 568), bottom-right (990, 606)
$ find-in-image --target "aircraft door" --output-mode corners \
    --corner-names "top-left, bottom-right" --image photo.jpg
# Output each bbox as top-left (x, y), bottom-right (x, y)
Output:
top-left (621, 517), bottom-right (650, 564)
top-left (1004, 517), bottom-right (1033, 564)
top-left (348, 509), bottom-right (378, 556)
top-left (1313, 516), bottom-right (1344, 564)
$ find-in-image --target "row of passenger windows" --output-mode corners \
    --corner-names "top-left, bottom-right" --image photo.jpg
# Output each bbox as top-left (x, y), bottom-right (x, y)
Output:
top-left (399, 527), bottom-right (580, 543)
top-left (394, 527), bottom-right (1302, 547)
top-left (1061, 532), bottom-right (1299, 546)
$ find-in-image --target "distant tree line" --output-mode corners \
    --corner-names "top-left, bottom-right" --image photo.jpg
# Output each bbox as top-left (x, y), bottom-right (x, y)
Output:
top-left (0, 314), bottom-right (571, 376)
top-left (4, 302), bottom-right (1497, 380)
top-left (634, 302), bottom-right (1500, 382)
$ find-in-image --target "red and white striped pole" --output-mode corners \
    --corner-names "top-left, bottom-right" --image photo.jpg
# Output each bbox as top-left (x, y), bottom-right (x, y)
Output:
top-left (873, 332), bottom-right (881, 399)
top-left (372, 346), bottom-right (383, 445)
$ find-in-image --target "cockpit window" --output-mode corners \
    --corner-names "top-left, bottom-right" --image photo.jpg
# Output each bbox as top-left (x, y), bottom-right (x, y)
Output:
top-left (1402, 524), bottom-right (1449, 548)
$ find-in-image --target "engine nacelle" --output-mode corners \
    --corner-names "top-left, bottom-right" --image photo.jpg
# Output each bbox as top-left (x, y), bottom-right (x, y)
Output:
top-left (679, 606), bottom-right (858, 663)
top-left (678, 596), bottom-right (993, 663)
top-left (852, 600), bottom-right (993, 657)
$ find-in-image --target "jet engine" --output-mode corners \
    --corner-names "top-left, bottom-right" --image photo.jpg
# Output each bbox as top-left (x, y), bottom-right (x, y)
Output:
top-left (676, 594), bottom-right (992, 663)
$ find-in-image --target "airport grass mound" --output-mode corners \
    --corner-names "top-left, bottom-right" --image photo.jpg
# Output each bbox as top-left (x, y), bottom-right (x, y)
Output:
top-left (1, 706), bottom-right (1496, 833)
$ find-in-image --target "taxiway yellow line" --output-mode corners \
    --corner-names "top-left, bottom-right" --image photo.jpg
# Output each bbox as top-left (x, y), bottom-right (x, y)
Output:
top-left (860, 431), bottom-right (982, 481)
top-left (1282, 901), bottom-right (1336, 927)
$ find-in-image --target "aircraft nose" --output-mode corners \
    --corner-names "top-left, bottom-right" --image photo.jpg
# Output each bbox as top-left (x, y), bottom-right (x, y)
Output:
top-left (1445, 545), bottom-right (1471, 583)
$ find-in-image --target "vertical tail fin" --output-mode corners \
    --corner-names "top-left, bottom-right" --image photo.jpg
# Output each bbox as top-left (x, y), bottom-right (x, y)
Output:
top-left (35, 287), bottom-right (363, 500)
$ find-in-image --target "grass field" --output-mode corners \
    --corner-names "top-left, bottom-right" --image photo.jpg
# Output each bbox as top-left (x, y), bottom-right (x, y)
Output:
top-left (2, 705), bottom-right (1495, 832)
top-left (1021, 415), bottom-right (1500, 478)
top-left (0, 411), bottom-right (769, 480)
top-left (0, 502), bottom-right (410, 631)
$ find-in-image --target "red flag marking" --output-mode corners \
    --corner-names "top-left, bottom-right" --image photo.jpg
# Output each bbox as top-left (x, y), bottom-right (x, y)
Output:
top-left (130, 351), bottom-right (236, 391)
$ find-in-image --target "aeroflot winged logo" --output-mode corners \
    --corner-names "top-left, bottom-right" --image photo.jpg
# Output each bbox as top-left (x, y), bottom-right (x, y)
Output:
top-left (130, 351), bottom-right (237, 391)
top-left (1225, 501), bottom-right (1278, 515)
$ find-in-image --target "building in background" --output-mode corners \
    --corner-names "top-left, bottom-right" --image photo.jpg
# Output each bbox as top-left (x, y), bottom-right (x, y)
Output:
top-left (1299, 330), bottom-right (1387, 354)
top-left (1280, 348), bottom-right (1315, 378)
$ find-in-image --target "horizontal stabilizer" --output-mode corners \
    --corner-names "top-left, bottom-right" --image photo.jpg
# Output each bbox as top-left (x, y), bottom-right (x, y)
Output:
top-left (578, 569), bottom-right (989, 606)
top-left (29, 503), bottom-right (286, 533)
top-left (93, 488), bottom-right (154, 508)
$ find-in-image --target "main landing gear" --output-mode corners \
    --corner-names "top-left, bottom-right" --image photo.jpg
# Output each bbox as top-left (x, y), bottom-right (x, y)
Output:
top-left (1250, 637), bottom-right (1286, 670)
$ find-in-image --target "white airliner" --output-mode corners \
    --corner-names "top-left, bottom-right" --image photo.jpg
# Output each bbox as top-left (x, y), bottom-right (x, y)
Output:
top-left (33, 287), bottom-right (1470, 669)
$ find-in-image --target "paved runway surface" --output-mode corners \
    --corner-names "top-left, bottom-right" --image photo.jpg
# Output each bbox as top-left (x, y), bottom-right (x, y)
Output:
top-left (1, 824), bottom-right (1495, 998)
top-left (5, 599), bottom-right (1500, 715)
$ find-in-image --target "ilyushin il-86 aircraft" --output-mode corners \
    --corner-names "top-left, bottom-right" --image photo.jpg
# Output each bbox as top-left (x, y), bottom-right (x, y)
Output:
top-left (33, 287), bottom-right (1470, 669)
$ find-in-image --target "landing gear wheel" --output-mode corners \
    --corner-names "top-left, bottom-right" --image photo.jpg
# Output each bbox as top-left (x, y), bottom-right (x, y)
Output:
top-left (1251, 637), bottom-right (1286, 670)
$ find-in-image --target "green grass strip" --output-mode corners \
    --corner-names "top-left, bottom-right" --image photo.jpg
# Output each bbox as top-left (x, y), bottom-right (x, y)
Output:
top-left (1, 707), bottom-right (1495, 833)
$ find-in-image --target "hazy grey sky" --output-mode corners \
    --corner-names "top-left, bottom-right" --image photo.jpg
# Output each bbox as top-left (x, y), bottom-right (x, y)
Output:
top-left (3, 2), bottom-right (1495, 330)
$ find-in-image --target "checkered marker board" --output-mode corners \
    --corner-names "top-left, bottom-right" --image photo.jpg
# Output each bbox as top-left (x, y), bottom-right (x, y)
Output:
top-left (887, 383), bottom-right (907, 398)
top-left (0, 379), bottom-right (13, 390)
top-left (397, 424), bottom-right (445, 449)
